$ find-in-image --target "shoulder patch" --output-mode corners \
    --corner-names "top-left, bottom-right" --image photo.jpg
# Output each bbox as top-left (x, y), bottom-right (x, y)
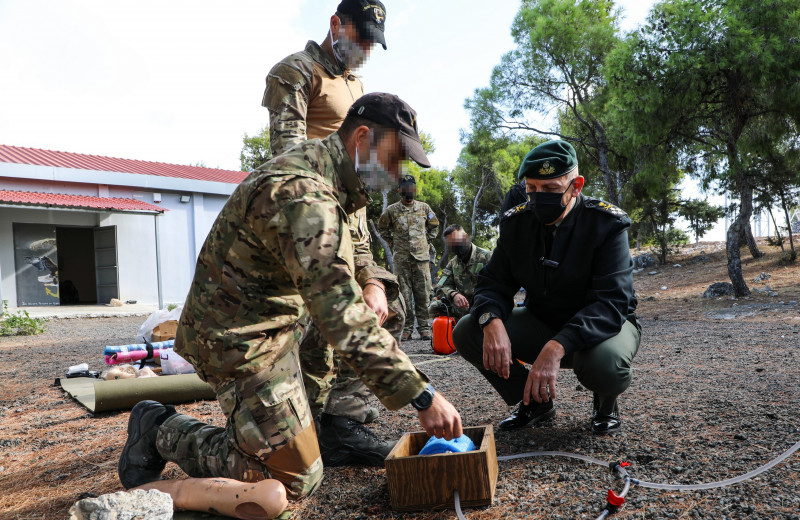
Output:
top-left (501, 202), bottom-right (529, 222)
top-left (586, 199), bottom-right (628, 219)
top-left (428, 212), bottom-right (435, 220)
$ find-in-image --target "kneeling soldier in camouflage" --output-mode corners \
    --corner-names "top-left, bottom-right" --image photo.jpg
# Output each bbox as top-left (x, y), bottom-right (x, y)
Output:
top-left (429, 225), bottom-right (491, 323)
top-left (118, 94), bottom-right (463, 500)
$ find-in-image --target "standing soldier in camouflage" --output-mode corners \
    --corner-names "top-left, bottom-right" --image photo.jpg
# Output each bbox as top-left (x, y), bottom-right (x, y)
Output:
top-left (429, 225), bottom-right (492, 322)
top-left (378, 175), bottom-right (440, 340)
top-left (117, 94), bottom-right (463, 501)
top-left (260, 0), bottom-right (402, 467)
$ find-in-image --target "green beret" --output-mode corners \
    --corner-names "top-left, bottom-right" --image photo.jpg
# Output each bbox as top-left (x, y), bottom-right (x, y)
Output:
top-left (399, 174), bottom-right (416, 186)
top-left (518, 140), bottom-right (578, 180)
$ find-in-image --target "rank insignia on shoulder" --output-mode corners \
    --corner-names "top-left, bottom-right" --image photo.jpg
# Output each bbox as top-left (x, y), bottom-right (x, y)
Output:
top-left (501, 202), bottom-right (528, 221)
top-left (589, 200), bottom-right (627, 218)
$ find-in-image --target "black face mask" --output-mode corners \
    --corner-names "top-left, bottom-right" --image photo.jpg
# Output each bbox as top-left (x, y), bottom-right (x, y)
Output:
top-left (452, 242), bottom-right (471, 258)
top-left (400, 190), bottom-right (415, 202)
top-left (528, 182), bottom-right (573, 225)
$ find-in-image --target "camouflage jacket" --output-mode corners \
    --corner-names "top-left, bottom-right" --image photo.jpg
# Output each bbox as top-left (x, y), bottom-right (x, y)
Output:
top-left (175, 133), bottom-right (426, 409)
top-left (263, 41), bottom-right (396, 296)
top-left (377, 200), bottom-right (440, 262)
top-left (436, 244), bottom-right (492, 305)
top-left (262, 40), bottom-right (363, 154)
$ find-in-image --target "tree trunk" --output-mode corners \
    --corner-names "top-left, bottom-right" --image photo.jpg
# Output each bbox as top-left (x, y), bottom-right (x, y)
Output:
top-left (724, 136), bottom-right (752, 297)
top-left (471, 171), bottom-right (488, 238)
top-left (437, 214), bottom-right (449, 273)
top-left (596, 133), bottom-right (620, 207)
top-left (767, 205), bottom-right (785, 255)
top-left (725, 214), bottom-right (751, 297)
top-left (369, 219), bottom-right (394, 272)
top-left (779, 188), bottom-right (797, 261)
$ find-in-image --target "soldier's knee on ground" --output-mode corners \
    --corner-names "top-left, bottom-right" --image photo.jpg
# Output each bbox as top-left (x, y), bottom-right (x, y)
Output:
top-left (260, 422), bottom-right (324, 500)
top-left (282, 456), bottom-right (323, 500)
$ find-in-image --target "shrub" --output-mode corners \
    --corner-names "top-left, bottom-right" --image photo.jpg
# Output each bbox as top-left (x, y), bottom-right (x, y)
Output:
top-left (0, 300), bottom-right (48, 336)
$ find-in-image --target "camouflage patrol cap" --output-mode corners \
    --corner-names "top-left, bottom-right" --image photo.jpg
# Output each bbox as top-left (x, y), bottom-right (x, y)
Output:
top-left (518, 140), bottom-right (578, 180)
top-left (348, 93), bottom-right (431, 168)
top-left (337, 0), bottom-right (387, 50)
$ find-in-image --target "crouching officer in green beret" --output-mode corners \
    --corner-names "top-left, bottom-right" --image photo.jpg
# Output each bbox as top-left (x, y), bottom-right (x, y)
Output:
top-left (453, 140), bottom-right (640, 435)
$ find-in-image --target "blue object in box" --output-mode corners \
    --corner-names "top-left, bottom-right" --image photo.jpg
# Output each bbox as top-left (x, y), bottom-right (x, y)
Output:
top-left (418, 434), bottom-right (476, 455)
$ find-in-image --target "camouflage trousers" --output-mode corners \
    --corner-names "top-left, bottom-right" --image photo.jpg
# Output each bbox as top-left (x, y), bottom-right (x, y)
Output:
top-left (395, 256), bottom-right (432, 337)
top-left (155, 347), bottom-right (323, 500)
top-left (299, 293), bottom-right (405, 423)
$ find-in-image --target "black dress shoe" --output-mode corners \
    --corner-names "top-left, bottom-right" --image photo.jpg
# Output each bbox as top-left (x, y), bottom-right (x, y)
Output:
top-left (591, 393), bottom-right (621, 434)
top-left (498, 400), bottom-right (555, 430)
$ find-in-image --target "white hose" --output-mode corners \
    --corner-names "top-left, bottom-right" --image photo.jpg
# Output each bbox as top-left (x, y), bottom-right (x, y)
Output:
top-left (453, 440), bottom-right (800, 518)
top-left (631, 439), bottom-right (800, 490)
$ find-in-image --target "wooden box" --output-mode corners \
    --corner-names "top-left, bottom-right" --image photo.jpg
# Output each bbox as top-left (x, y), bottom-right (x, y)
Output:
top-left (384, 425), bottom-right (498, 511)
top-left (152, 320), bottom-right (178, 342)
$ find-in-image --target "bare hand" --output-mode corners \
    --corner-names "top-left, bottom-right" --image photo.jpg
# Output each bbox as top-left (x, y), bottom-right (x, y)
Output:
top-left (417, 392), bottom-right (463, 440)
top-left (523, 340), bottom-right (565, 405)
top-left (453, 293), bottom-right (469, 310)
top-left (362, 282), bottom-right (388, 325)
top-left (482, 319), bottom-right (512, 379)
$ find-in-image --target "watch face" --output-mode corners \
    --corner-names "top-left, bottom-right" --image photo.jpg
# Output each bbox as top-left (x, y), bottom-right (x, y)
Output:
top-left (479, 313), bottom-right (493, 326)
top-left (417, 391), bottom-right (433, 408)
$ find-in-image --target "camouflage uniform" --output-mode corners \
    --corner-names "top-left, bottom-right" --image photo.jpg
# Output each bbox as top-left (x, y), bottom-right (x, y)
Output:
top-left (262, 40), bottom-right (363, 152)
top-left (429, 244), bottom-right (492, 322)
top-left (378, 200), bottom-right (440, 337)
top-left (262, 38), bottom-right (405, 423)
top-left (166, 133), bottom-right (428, 499)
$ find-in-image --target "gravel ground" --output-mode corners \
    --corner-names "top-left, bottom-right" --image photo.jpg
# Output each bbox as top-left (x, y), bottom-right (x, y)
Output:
top-left (1, 242), bottom-right (799, 519)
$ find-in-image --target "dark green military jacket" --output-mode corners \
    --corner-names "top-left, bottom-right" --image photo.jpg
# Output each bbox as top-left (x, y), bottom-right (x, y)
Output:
top-left (436, 244), bottom-right (492, 305)
top-left (175, 133), bottom-right (426, 410)
top-left (472, 195), bottom-right (638, 355)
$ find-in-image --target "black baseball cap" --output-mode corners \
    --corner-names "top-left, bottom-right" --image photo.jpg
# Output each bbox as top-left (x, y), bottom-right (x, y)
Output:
top-left (337, 0), bottom-right (387, 50)
top-left (348, 93), bottom-right (431, 168)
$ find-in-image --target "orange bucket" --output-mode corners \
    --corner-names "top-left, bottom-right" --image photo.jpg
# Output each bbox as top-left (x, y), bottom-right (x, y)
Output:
top-left (431, 316), bottom-right (456, 355)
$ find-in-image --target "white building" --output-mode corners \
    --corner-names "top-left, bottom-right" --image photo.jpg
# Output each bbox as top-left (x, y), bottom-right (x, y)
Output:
top-left (0, 145), bottom-right (246, 309)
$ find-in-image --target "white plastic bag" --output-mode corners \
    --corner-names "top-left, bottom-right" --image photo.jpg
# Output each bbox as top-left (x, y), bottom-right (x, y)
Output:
top-left (160, 348), bottom-right (195, 375)
top-left (135, 306), bottom-right (183, 343)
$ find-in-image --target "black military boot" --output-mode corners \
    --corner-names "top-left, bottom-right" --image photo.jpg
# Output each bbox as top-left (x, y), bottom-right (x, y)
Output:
top-left (591, 393), bottom-right (621, 434)
top-left (498, 399), bottom-right (555, 430)
top-left (118, 400), bottom-right (177, 489)
top-left (318, 413), bottom-right (396, 467)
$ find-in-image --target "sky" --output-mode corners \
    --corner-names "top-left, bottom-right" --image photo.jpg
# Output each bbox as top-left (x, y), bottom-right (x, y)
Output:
top-left (0, 0), bottom-right (657, 173)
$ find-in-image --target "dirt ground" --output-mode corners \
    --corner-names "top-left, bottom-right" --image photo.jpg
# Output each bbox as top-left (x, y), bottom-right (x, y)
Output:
top-left (1, 239), bottom-right (799, 520)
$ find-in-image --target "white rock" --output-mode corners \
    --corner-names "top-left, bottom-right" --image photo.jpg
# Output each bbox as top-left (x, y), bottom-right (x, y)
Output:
top-left (68, 489), bottom-right (172, 520)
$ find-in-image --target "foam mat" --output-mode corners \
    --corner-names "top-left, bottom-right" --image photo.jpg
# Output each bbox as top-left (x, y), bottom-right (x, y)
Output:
top-left (59, 374), bottom-right (216, 413)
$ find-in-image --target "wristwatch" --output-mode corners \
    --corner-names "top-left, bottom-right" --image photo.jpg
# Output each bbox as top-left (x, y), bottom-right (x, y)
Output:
top-left (410, 383), bottom-right (436, 411)
top-left (478, 312), bottom-right (500, 329)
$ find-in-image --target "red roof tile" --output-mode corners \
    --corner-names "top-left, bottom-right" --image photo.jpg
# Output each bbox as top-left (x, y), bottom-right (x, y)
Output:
top-left (0, 144), bottom-right (248, 184)
top-left (0, 189), bottom-right (167, 213)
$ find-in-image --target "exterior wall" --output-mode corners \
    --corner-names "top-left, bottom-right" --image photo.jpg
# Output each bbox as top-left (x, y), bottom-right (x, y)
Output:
top-left (0, 193), bottom-right (231, 309)
top-left (1, 160), bottom-right (238, 309)
top-left (0, 207), bottom-right (100, 307)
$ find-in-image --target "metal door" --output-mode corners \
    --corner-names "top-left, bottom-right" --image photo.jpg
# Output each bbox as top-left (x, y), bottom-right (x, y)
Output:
top-left (94, 226), bottom-right (119, 304)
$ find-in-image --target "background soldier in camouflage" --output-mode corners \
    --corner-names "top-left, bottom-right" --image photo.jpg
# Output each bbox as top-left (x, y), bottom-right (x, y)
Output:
top-left (429, 225), bottom-right (492, 322)
top-left (261, 0), bottom-right (404, 466)
top-left (378, 175), bottom-right (440, 340)
top-left (117, 94), bottom-right (463, 502)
